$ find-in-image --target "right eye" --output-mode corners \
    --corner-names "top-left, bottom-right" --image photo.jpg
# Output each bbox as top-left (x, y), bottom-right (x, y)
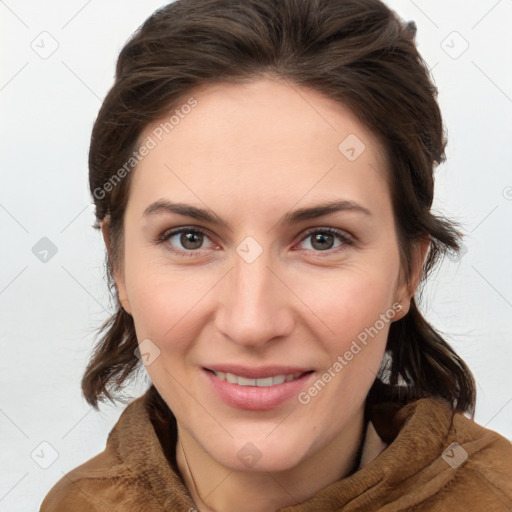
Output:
top-left (157, 227), bottom-right (217, 257)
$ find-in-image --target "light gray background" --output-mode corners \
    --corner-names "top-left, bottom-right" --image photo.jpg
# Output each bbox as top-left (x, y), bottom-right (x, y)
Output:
top-left (1, 1), bottom-right (511, 510)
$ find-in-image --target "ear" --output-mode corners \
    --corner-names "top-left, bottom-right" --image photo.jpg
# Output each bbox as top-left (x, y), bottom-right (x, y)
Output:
top-left (392, 237), bottom-right (430, 321)
top-left (100, 218), bottom-right (132, 315)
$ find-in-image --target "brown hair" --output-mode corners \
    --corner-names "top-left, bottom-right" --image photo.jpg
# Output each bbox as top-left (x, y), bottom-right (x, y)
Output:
top-left (83, 0), bottom-right (476, 417)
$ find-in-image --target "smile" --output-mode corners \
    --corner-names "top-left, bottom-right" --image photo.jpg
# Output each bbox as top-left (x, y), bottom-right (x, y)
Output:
top-left (210, 370), bottom-right (307, 387)
top-left (203, 367), bottom-right (315, 410)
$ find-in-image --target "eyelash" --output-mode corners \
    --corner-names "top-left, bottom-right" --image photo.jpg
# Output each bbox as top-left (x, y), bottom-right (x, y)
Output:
top-left (155, 226), bottom-right (355, 258)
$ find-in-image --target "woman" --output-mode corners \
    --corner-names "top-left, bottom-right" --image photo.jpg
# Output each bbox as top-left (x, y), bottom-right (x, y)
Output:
top-left (40, 0), bottom-right (512, 510)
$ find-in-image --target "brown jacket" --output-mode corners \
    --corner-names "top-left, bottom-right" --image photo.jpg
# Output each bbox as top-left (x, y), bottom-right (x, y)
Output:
top-left (40, 386), bottom-right (512, 511)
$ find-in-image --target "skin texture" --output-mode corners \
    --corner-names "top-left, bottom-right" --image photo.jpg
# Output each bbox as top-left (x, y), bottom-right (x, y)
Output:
top-left (102, 77), bottom-right (428, 512)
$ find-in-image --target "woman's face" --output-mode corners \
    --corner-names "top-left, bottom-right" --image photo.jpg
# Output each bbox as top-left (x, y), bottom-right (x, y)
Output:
top-left (109, 78), bottom-right (417, 472)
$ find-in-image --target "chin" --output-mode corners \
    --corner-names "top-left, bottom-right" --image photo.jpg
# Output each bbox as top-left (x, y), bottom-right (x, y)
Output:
top-left (205, 431), bottom-right (311, 473)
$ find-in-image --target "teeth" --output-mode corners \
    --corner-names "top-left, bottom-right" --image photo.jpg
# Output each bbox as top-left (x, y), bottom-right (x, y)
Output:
top-left (272, 375), bottom-right (286, 385)
top-left (238, 376), bottom-right (256, 386)
top-left (257, 377), bottom-right (274, 387)
top-left (226, 373), bottom-right (238, 384)
top-left (213, 371), bottom-right (304, 387)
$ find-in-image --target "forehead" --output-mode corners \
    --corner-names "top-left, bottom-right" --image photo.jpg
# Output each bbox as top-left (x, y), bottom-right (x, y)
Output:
top-left (128, 78), bottom-right (391, 219)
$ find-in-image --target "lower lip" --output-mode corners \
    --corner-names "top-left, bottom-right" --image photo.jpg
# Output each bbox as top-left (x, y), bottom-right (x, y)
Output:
top-left (203, 369), bottom-right (314, 411)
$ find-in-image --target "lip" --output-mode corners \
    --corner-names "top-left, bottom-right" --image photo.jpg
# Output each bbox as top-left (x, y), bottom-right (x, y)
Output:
top-left (203, 367), bottom-right (315, 411)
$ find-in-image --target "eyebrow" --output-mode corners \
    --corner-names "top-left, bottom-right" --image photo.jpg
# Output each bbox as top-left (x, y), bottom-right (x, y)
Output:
top-left (143, 199), bottom-right (372, 228)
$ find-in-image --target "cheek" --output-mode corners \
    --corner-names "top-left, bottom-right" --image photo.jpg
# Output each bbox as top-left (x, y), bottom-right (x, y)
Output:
top-left (292, 263), bottom-right (399, 343)
top-left (124, 261), bottom-right (203, 349)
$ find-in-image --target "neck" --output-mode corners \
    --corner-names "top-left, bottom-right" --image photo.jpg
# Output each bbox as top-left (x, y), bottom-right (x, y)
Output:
top-left (176, 409), bottom-right (366, 512)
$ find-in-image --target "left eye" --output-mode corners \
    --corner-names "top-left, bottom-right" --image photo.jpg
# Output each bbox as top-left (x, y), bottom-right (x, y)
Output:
top-left (161, 228), bottom-right (214, 254)
top-left (298, 228), bottom-right (352, 252)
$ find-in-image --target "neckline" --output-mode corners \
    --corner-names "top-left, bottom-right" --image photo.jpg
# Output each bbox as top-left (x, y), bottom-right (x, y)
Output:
top-left (112, 385), bottom-right (457, 510)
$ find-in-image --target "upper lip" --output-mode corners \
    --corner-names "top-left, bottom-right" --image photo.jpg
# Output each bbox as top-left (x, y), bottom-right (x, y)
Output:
top-left (204, 365), bottom-right (313, 379)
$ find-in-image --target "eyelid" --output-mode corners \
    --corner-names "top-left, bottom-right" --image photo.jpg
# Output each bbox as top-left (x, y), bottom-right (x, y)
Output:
top-left (157, 226), bottom-right (217, 257)
top-left (298, 226), bottom-right (355, 246)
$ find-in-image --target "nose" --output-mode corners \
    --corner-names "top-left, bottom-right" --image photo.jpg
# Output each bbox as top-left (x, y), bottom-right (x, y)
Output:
top-left (214, 246), bottom-right (295, 348)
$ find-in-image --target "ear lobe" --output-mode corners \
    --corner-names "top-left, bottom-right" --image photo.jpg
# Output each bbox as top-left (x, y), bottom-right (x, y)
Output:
top-left (410, 237), bottom-right (430, 293)
top-left (392, 299), bottom-right (410, 321)
top-left (100, 218), bottom-right (132, 315)
top-left (100, 218), bottom-right (112, 256)
top-left (392, 238), bottom-right (430, 321)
